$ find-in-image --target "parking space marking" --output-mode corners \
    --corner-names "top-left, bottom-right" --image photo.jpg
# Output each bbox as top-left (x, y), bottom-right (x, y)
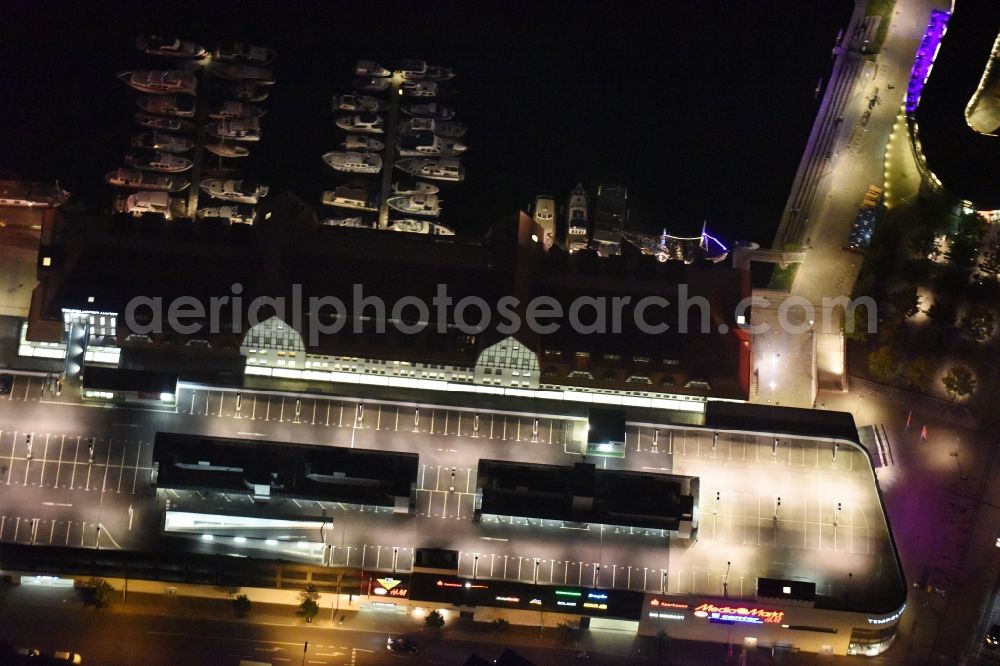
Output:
top-left (6, 430), bottom-right (16, 485)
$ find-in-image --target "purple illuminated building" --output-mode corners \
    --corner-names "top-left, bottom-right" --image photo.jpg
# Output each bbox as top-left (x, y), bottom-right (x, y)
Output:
top-left (906, 9), bottom-right (952, 113)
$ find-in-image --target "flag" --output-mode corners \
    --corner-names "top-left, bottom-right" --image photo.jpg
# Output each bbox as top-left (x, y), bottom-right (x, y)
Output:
top-left (920, 425), bottom-right (928, 443)
top-left (905, 410), bottom-right (912, 431)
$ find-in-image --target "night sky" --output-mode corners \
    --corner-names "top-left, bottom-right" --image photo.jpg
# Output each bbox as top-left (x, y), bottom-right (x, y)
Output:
top-left (1, 0), bottom-right (850, 245)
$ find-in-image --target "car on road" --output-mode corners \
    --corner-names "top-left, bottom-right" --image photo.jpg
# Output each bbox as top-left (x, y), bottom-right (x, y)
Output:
top-left (52, 651), bottom-right (84, 664)
top-left (986, 624), bottom-right (1000, 647)
top-left (0, 373), bottom-right (13, 395)
top-left (386, 637), bottom-right (418, 654)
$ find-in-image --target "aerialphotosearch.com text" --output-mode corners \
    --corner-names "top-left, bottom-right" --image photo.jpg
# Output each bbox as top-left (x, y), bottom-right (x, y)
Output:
top-left (123, 282), bottom-right (877, 344)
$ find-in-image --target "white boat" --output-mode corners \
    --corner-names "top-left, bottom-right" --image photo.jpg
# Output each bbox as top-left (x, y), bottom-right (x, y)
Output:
top-left (205, 143), bottom-right (250, 158)
top-left (397, 132), bottom-right (467, 157)
top-left (392, 180), bottom-right (439, 196)
top-left (130, 132), bottom-right (194, 153)
top-left (125, 150), bottom-right (193, 173)
top-left (342, 135), bottom-right (384, 152)
top-left (136, 35), bottom-right (206, 59)
top-left (229, 83), bottom-right (269, 102)
top-left (355, 60), bottom-right (391, 78)
top-left (199, 204), bottom-right (256, 224)
top-left (212, 63), bottom-right (275, 84)
top-left (402, 102), bottom-right (454, 119)
top-left (119, 70), bottom-right (197, 95)
top-left (135, 113), bottom-right (193, 133)
top-left (215, 42), bottom-right (277, 65)
top-left (335, 113), bottom-right (385, 134)
top-left (321, 186), bottom-right (378, 211)
top-left (209, 101), bottom-right (265, 120)
top-left (388, 219), bottom-right (455, 235)
top-left (331, 94), bottom-right (385, 113)
top-left (200, 179), bottom-right (268, 204)
top-left (387, 192), bottom-right (442, 217)
top-left (207, 119), bottom-right (262, 142)
top-left (322, 151), bottom-right (382, 174)
top-left (399, 117), bottom-right (466, 139)
top-left (136, 95), bottom-right (195, 117)
top-left (398, 59), bottom-right (427, 80)
top-left (394, 157), bottom-right (465, 182)
top-left (113, 191), bottom-right (173, 216)
top-left (424, 65), bottom-right (456, 81)
top-left (322, 216), bottom-right (372, 228)
top-left (105, 168), bottom-right (188, 192)
top-left (402, 81), bottom-right (438, 98)
top-left (352, 77), bottom-right (391, 93)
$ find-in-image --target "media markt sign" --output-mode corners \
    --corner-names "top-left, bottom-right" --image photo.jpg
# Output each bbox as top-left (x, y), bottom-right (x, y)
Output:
top-left (373, 576), bottom-right (409, 598)
top-left (692, 602), bottom-right (784, 625)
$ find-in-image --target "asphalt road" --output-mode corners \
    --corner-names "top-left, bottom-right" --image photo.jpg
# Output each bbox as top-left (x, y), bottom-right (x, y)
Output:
top-left (0, 589), bottom-right (604, 666)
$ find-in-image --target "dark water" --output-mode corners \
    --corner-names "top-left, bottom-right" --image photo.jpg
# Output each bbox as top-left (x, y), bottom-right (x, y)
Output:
top-left (1, 0), bottom-right (851, 245)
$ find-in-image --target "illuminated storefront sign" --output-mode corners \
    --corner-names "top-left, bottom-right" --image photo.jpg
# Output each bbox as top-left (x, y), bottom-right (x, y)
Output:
top-left (373, 577), bottom-right (409, 598)
top-left (583, 602), bottom-right (608, 610)
top-left (588, 592), bottom-right (608, 600)
top-left (557, 600), bottom-right (578, 607)
top-left (692, 603), bottom-right (784, 625)
top-left (649, 612), bottom-right (685, 620)
top-left (436, 579), bottom-right (488, 590)
top-left (496, 596), bottom-right (520, 603)
top-left (867, 604), bottom-right (905, 625)
top-left (529, 598), bottom-right (543, 605)
top-left (650, 598), bottom-right (689, 610)
top-left (555, 590), bottom-right (582, 597)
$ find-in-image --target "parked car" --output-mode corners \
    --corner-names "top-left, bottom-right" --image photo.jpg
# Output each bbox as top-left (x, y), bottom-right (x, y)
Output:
top-left (386, 637), bottom-right (417, 654)
top-left (0, 373), bottom-right (13, 395)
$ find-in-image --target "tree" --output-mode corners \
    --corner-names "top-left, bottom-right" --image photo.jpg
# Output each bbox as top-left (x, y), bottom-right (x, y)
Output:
top-left (942, 365), bottom-right (976, 402)
top-left (980, 237), bottom-right (1000, 281)
top-left (909, 226), bottom-right (938, 259)
top-left (296, 584), bottom-right (321, 623)
top-left (844, 303), bottom-right (872, 341)
top-left (867, 346), bottom-right (897, 382)
top-left (926, 299), bottom-right (957, 328)
top-left (298, 584), bottom-right (321, 603)
top-left (233, 594), bottom-right (251, 618)
top-left (491, 618), bottom-right (509, 632)
top-left (80, 577), bottom-right (115, 609)
top-left (888, 286), bottom-right (920, 322)
top-left (654, 629), bottom-right (672, 656)
top-left (424, 610), bottom-right (445, 631)
top-left (555, 620), bottom-right (578, 645)
top-left (946, 212), bottom-right (985, 268)
top-left (962, 307), bottom-right (996, 342)
top-left (903, 357), bottom-right (933, 392)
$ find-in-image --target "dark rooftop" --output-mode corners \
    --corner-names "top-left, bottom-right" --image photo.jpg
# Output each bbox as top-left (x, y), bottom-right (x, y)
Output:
top-left (82, 366), bottom-right (178, 394)
top-left (475, 459), bottom-right (696, 531)
top-left (152, 431), bottom-right (418, 508)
